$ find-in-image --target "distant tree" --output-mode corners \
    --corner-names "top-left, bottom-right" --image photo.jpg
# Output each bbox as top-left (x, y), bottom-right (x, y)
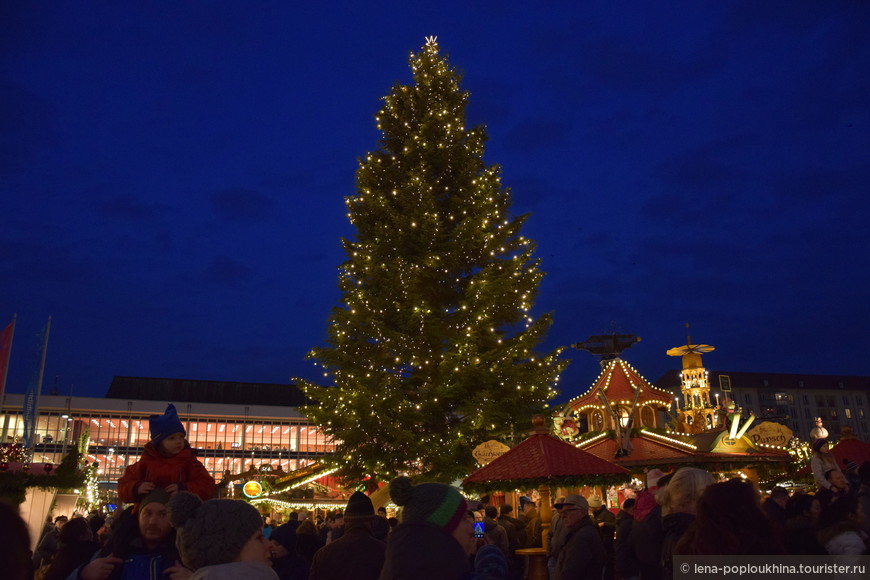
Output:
top-left (299, 38), bottom-right (568, 484)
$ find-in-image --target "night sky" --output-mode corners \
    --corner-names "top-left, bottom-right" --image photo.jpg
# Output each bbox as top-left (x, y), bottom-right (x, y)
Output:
top-left (3, 2), bottom-right (869, 404)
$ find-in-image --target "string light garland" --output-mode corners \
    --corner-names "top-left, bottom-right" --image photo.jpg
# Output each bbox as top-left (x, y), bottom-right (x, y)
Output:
top-left (556, 358), bottom-right (674, 442)
top-left (293, 37), bottom-right (568, 484)
top-left (640, 428), bottom-right (698, 450)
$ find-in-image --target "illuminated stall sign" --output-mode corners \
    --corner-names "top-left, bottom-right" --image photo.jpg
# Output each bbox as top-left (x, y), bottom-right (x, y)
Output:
top-left (243, 480), bottom-right (263, 498)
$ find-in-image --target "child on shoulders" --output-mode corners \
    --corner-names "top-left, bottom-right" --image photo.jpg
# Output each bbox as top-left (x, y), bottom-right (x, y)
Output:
top-left (118, 403), bottom-right (214, 503)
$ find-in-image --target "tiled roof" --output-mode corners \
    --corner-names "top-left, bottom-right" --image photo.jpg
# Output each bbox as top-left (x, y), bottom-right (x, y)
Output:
top-left (566, 358), bottom-right (674, 411)
top-left (107, 376), bottom-right (308, 406)
top-left (463, 432), bottom-right (629, 485)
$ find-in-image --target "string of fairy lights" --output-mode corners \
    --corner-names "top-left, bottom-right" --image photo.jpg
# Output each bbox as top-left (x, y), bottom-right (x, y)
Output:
top-left (557, 358), bottom-right (674, 442)
top-left (296, 37), bottom-right (567, 481)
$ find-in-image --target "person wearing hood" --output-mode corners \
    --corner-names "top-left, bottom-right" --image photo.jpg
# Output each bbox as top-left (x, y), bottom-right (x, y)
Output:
top-left (118, 404), bottom-right (214, 504)
top-left (309, 491), bottom-right (386, 580)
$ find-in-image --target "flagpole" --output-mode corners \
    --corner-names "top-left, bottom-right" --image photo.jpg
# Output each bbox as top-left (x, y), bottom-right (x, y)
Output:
top-left (0, 313), bottom-right (16, 403)
top-left (32, 315), bottom-right (52, 426)
top-left (23, 317), bottom-right (51, 454)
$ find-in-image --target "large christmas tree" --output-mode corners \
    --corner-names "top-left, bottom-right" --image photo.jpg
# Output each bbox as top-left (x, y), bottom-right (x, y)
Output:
top-left (300, 38), bottom-right (568, 483)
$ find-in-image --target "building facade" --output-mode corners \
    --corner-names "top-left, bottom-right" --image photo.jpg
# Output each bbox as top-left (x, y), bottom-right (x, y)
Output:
top-left (655, 370), bottom-right (870, 440)
top-left (1, 377), bottom-right (334, 488)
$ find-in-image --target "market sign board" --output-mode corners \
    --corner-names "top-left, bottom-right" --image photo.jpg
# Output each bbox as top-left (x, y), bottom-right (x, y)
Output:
top-left (747, 422), bottom-right (793, 447)
top-left (472, 440), bottom-right (510, 465)
top-left (711, 432), bottom-right (753, 454)
top-left (242, 480), bottom-right (263, 498)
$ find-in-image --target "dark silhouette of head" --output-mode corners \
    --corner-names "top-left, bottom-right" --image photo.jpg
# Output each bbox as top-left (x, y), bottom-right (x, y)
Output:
top-left (676, 478), bottom-right (782, 555)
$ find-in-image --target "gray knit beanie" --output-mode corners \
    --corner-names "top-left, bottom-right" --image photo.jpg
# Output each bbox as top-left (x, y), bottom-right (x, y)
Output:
top-left (168, 491), bottom-right (263, 570)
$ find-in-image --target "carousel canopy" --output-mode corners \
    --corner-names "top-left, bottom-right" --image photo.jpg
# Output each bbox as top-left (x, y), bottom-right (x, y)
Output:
top-left (564, 357), bottom-right (673, 413)
top-left (462, 422), bottom-right (631, 493)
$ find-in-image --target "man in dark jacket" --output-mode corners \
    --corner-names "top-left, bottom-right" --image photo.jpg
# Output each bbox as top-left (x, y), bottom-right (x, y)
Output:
top-left (74, 490), bottom-right (189, 580)
top-left (631, 471), bottom-right (672, 580)
top-left (547, 498), bottom-right (568, 580)
top-left (309, 492), bottom-right (385, 580)
top-left (34, 515), bottom-right (68, 568)
top-left (615, 498), bottom-right (639, 580)
top-left (482, 506), bottom-right (510, 560)
top-left (858, 462), bottom-right (870, 536)
top-left (553, 495), bottom-right (605, 580)
top-left (498, 503), bottom-right (526, 576)
top-left (761, 486), bottom-right (789, 545)
top-left (589, 496), bottom-right (616, 580)
top-left (380, 477), bottom-right (508, 580)
top-left (269, 523), bottom-right (309, 580)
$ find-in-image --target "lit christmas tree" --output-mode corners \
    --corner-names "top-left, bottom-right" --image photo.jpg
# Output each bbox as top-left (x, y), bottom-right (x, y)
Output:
top-left (299, 37), bottom-right (568, 483)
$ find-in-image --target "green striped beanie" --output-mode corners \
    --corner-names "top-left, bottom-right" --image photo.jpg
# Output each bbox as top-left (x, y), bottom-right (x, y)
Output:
top-left (389, 476), bottom-right (468, 532)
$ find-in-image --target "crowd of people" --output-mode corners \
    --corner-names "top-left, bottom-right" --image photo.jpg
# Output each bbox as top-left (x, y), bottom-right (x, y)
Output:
top-left (2, 403), bottom-right (868, 580)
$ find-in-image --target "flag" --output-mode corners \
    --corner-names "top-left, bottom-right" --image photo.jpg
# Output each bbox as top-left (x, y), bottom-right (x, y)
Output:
top-left (22, 317), bottom-right (51, 450)
top-left (0, 316), bottom-right (14, 401)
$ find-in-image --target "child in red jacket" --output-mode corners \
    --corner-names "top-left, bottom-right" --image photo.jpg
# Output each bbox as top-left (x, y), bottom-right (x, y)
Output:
top-left (117, 404), bottom-right (214, 503)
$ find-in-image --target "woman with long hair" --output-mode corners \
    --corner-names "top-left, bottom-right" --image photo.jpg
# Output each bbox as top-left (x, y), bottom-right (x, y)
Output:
top-left (675, 478), bottom-right (784, 555)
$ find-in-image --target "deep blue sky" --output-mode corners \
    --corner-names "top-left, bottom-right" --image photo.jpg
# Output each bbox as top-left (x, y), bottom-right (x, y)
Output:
top-left (2, 2), bottom-right (869, 403)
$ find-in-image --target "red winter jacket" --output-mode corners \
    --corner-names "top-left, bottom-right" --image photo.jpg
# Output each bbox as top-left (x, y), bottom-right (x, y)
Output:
top-left (117, 442), bottom-right (214, 503)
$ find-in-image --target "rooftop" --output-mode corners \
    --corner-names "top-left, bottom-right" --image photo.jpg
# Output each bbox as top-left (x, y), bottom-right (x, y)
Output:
top-left (106, 376), bottom-right (308, 407)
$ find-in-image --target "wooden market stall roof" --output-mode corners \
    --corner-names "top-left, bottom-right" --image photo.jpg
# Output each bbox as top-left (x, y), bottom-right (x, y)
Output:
top-left (463, 419), bottom-right (630, 493)
top-left (579, 428), bottom-right (791, 469)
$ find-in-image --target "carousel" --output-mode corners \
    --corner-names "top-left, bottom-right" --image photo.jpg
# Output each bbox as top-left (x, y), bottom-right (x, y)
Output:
top-left (554, 334), bottom-right (792, 497)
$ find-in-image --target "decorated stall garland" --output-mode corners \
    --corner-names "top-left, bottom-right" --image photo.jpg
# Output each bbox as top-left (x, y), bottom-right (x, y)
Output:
top-left (0, 444), bottom-right (86, 505)
top-left (462, 471), bottom-right (632, 495)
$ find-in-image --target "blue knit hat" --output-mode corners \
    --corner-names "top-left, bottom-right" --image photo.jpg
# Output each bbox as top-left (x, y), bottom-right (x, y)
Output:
top-left (150, 404), bottom-right (186, 445)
